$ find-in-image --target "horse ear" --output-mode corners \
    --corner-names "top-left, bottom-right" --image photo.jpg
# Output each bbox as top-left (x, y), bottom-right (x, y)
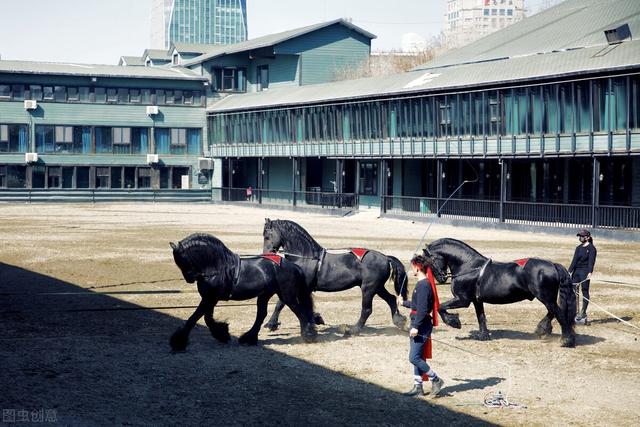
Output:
top-left (170, 242), bottom-right (178, 251)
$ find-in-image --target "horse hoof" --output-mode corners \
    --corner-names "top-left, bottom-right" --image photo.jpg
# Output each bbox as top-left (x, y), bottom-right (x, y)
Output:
top-left (303, 327), bottom-right (318, 343)
top-left (561, 336), bottom-right (576, 348)
top-left (209, 322), bottom-right (231, 343)
top-left (447, 315), bottom-right (462, 329)
top-left (238, 334), bottom-right (258, 346)
top-left (476, 332), bottom-right (491, 341)
top-left (393, 313), bottom-right (407, 330)
top-left (313, 313), bottom-right (326, 325)
top-left (263, 321), bottom-right (280, 332)
top-left (169, 328), bottom-right (188, 352)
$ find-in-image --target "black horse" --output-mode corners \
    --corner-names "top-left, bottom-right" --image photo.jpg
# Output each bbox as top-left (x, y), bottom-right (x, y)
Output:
top-left (169, 233), bottom-right (317, 350)
top-left (262, 219), bottom-right (408, 336)
top-left (423, 238), bottom-right (576, 347)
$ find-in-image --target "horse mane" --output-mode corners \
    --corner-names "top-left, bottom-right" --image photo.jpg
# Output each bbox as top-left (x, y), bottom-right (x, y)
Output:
top-left (272, 220), bottom-right (323, 255)
top-left (428, 238), bottom-right (487, 260)
top-left (177, 233), bottom-right (238, 283)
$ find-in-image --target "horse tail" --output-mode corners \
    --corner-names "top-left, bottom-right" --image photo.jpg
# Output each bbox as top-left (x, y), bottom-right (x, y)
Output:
top-left (555, 263), bottom-right (576, 331)
top-left (388, 256), bottom-right (408, 299)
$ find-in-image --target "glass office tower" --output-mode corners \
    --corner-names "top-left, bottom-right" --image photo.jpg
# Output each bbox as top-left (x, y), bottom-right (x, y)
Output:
top-left (150, 0), bottom-right (248, 49)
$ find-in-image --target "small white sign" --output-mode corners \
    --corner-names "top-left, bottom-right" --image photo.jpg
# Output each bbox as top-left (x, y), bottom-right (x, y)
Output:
top-left (404, 72), bottom-right (441, 89)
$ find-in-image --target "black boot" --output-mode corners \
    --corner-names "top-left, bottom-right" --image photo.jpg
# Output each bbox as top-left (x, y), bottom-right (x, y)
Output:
top-left (403, 383), bottom-right (424, 396)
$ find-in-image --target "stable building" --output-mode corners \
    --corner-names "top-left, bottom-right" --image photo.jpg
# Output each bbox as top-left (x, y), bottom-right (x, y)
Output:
top-left (207, 0), bottom-right (640, 230)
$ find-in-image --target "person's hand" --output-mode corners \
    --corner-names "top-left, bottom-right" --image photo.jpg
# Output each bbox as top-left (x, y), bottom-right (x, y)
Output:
top-left (587, 272), bottom-right (592, 279)
top-left (409, 328), bottom-right (418, 337)
top-left (397, 296), bottom-right (404, 307)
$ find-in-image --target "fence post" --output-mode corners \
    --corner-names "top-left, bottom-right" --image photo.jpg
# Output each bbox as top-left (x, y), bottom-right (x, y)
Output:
top-left (499, 159), bottom-right (506, 223)
top-left (292, 158), bottom-right (297, 207)
top-left (592, 157), bottom-right (600, 228)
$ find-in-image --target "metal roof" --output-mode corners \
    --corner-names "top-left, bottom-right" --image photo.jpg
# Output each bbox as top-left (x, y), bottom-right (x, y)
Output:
top-left (208, 39), bottom-right (640, 113)
top-left (182, 19), bottom-right (376, 67)
top-left (170, 42), bottom-right (221, 55)
top-left (143, 49), bottom-right (172, 61)
top-left (118, 56), bottom-right (145, 66)
top-left (415, 0), bottom-right (640, 71)
top-left (0, 60), bottom-right (207, 81)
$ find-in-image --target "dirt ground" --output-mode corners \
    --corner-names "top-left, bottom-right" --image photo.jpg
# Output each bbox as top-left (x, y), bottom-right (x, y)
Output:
top-left (1, 203), bottom-right (639, 426)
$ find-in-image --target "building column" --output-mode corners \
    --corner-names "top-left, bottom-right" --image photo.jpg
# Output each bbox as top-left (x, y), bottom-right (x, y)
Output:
top-left (292, 158), bottom-right (297, 207)
top-left (592, 157), bottom-right (600, 227)
top-left (436, 160), bottom-right (444, 217)
top-left (563, 159), bottom-right (570, 204)
top-left (257, 158), bottom-right (263, 204)
top-left (499, 159), bottom-right (506, 222)
top-left (380, 159), bottom-right (388, 215)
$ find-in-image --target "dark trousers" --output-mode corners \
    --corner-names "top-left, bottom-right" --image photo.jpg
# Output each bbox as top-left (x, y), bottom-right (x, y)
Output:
top-left (409, 334), bottom-right (432, 378)
top-left (573, 269), bottom-right (590, 314)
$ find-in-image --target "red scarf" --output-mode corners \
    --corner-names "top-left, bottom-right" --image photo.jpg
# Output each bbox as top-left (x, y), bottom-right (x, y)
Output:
top-left (422, 267), bottom-right (440, 381)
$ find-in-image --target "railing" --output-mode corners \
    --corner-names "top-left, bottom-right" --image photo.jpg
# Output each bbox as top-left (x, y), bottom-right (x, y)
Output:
top-left (0, 189), bottom-right (212, 203)
top-left (597, 205), bottom-right (640, 231)
top-left (503, 201), bottom-right (592, 228)
top-left (210, 187), bottom-right (358, 211)
top-left (381, 195), bottom-right (640, 230)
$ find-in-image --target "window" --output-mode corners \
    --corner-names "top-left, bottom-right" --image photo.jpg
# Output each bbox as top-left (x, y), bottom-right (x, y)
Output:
top-left (117, 88), bottom-right (129, 103)
top-left (173, 90), bottom-right (183, 105)
top-left (0, 166), bottom-right (6, 188)
top-left (43, 86), bottom-right (54, 100)
top-left (484, 9), bottom-right (489, 16)
top-left (183, 91), bottom-right (193, 105)
top-left (507, 9), bottom-right (513, 16)
top-left (359, 161), bottom-right (378, 196)
top-left (257, 65), bottom-right (269, 91)
top-left (55, 126), bottom-right (74, 153)
top-left (155, 89), bottom-right (166, 105)
top-left (141, 89), bottom-right (152, 104)
top-left (12, 85), bottom-right (25, 101)
top-left (0, 85), bottom-right (10, 98)
top-left (96, 167), bottom-right (110, 189)
top-left (79, 87), bottom-right (90, 102)
top-left (94, 87), bottom-right (106, 103)
top-left (113, 127), bottom-right (131, 145)
top-left (137, 168), bottom-right (152, 189)
top-left (76, 167), bottom-right (90, 189)
top-left (67, 87), bottom-right (79, 101)
top-left (54, 86), bottom-right (66, 102)
top-left (172, 53), bottom-right (179, 65)
top-left (212, 67), bottom-right (246, 92)
top-left (193, 91), bottom-right (202, 106)
top-left (171, 128), bottom-right (187, 146)
top-left (30, 85), bottom-right (43, 101)
top-left (165, 90), bottom-right (174, 105)
top-left (130, 89), bottom-right (141, 103)
top-left (107, 88), bottom-right (118, 103)
top-left (1, 124), bottom-right (28, 153)
top-left (48, 167), bottom-right (62, 189)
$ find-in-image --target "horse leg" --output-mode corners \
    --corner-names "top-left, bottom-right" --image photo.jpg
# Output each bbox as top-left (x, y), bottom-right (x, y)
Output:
top-left (472, 301), bottom-right (491, 341)
top-left (263, 298), bottom-right (285, 331)
top-left (203, 300), bottom-right (230, 343)
top-left (344, 285), bottom-right (377, 336)
top-left (534, 310), bottom-right (554, 338)
top-left (239, 294), bottom-right (271, 346)
top-left (375, 286), bottom-right (407, 330)
top-left (438, 295), bottom-right (471, 329)
top-left (170, 298), bottom-right (210, 352)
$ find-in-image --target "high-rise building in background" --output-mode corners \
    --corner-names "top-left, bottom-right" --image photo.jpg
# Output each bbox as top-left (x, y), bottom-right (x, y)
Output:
top-left (443, 0), bottom-right (525, 50)
top-left (150, 0), bottom-right (247, 49)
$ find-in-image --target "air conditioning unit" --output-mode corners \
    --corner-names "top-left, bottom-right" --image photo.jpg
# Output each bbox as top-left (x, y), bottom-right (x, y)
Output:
top-left (147, 154), bottom-right (159, 164)
top-left (198, 157), bottom-right (214, 171)
top-left (25, 152), bottom-right (38, 164)
top-left (146, 105), bottom-right (159, 116)
top-left (24, 100), bottom-right (37, 110)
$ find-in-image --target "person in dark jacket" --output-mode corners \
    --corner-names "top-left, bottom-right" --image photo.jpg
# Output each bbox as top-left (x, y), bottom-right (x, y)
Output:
top-left (568, 229), bottom-right (597, 325)
top-left (396, 254), bottom-right (445, 397)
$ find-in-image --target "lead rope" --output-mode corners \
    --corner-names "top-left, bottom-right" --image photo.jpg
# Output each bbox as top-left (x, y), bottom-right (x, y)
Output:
top-left (573, 278), bottom-right (640, 332)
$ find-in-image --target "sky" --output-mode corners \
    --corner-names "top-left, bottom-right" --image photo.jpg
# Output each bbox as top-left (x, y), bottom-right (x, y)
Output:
top-left (0, 0), bottom-right (557, 65)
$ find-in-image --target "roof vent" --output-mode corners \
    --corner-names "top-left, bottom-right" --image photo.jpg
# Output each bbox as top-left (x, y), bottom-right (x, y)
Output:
top-left (604, 23), bottom-right (632, 45)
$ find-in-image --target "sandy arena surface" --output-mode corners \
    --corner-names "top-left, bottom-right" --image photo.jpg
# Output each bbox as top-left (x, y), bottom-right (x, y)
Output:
top-left (1, 203), bottom-right (639, 426)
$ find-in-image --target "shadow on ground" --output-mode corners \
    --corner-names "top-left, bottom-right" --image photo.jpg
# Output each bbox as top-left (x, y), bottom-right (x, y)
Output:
top-left (0, 263), bottom-right (490, 425)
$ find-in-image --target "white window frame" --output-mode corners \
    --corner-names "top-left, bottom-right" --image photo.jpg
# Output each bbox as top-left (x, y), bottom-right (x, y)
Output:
top-left (170, 128), bottom-right (187, 146)
top-left (113, 127), bottom-right (131, 145)
top-left (0, 125), bottom-right (8, 142)
top-left (55, 126), bottom-right (73, 144)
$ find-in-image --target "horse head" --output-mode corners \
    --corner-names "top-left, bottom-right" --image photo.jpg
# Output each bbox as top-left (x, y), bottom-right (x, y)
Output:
top-left (170, 241), bottom-right (198, 284)
top-left (422, 245), bottom-right (449, 283)
top-left (263, 218), bottom-right (283, 253)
